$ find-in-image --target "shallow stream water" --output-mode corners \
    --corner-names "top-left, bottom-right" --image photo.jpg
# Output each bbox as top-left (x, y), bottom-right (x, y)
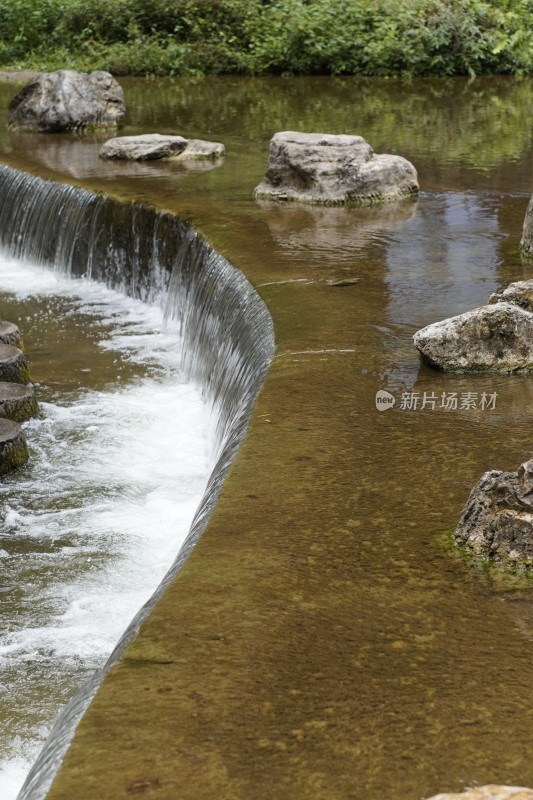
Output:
top-left (0, 75), bottom-right (533, 799)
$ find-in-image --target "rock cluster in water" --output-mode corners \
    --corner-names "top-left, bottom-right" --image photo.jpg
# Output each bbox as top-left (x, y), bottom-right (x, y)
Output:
top-left (8, 69), bottom-right (125, 132)
top-left (426, 787), bottom-right (533, 800)
top-left (254, 131), bottom-right (419, 205)
top-left (99, 133), bottom-right (225, 161)
top-left (0, 321), bottom-right (38, 475)
top-left (455, 459), bottom-right (533, 568)
top-left (414, 280), bottom-right (533, 372)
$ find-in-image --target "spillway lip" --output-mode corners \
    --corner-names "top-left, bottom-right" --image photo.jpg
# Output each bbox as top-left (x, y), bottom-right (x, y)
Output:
top-left (0, 161), bottom-right (275, 800)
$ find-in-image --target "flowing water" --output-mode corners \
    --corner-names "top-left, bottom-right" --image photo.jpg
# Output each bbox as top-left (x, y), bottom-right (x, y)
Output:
top-left (0, 75), bottom-right (532, 799)
top-left (0, 257), bottom-right (210, 798)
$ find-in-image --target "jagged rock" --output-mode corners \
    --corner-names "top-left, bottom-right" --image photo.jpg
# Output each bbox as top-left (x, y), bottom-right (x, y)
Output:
top-left (8, 70), bottom-right (125, 133)
top-left (426, 787), bottom-right (533, 800)
top-left (254, 131), bottom-right (418, 205)
top-left (413, 302), bottom-right (533, 372)
top-left (0, 418), bottom-right (28, 475)
top-left (455, 460), bottom-right (533, 568)
top-left (0, 321), bottom-right (22, 348)
top-left (0, 344), bottom-right (30, 384)
top-left (488, 279), bottom-right (533, 312)
top-left (0, 383), bottom-right (39, 422)
top-left (99, 134), bottom-right (224, 161)
top-left (520, 194), bottom-right (533, 256)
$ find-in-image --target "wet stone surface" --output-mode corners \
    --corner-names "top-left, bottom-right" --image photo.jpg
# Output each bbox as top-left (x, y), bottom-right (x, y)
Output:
top-left (0, 382), bottom-right (39, 422)
top-left (0, 343), bottom-right (30, 384)
top-left (455, 459), bottom-right (533, 568)
top-left (0, 417), bottom-right (28, 474)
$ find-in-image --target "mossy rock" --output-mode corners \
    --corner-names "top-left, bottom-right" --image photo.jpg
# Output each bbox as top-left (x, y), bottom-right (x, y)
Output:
top-left (0, 382), bottom-right (39, 422)
top-left (0, 344), bottom-right (30, 384)
top-left (0, 418), bottom-right (28, 475)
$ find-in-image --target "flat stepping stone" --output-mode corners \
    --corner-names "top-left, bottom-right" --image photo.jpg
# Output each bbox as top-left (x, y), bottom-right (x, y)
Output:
top-left (99, 134), bottom-right (224, 161)
top-left (0, 418), bottom-right (28, 475)
top-left (0, 382), bottom-right (39, 422)
top-left (0, 321), bottom-right (22, 348)
top-left (0, 344), bottom-right (30, 384)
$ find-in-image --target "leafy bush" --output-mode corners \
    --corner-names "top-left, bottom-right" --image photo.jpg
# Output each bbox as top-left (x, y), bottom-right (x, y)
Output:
top-left (0, 0), bottom-right (532, 76)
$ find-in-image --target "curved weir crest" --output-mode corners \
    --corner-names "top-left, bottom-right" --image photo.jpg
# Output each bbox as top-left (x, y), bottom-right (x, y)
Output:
top-left (0, 164), bottom-right (275, 799)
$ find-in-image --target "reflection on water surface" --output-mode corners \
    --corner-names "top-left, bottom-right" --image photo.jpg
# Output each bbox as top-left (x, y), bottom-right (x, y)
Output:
top-left (0, 74), bottom-right (532, 799)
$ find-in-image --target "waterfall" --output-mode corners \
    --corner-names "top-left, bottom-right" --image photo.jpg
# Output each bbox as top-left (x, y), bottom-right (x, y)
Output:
top-left (0, 164), bottom-right (275, 799)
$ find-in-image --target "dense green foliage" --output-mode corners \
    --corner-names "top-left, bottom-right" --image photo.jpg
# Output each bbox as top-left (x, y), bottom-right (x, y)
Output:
top-left (0, 0), bottom-right (533, 76)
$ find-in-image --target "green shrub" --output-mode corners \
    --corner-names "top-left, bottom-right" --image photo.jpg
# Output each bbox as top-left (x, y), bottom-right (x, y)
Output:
top-left (0, 0), bottom-right (532, 76)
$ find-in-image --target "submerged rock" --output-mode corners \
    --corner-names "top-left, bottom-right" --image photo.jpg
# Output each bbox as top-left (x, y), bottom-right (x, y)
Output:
top-left (8, 70), bottom-right (125, 132)
top-left (426, 787), bottom-right (533, 800)
top-left (254, 131), bottom-right (418, 205)
top-left (99, 134), bottom-right (225, 161)
top-left (455, 460), bottom-right (533, 568)
top-left (413, 302), bottom-right (533, 372)
top-left (0, 418), bottom-right (28, 475)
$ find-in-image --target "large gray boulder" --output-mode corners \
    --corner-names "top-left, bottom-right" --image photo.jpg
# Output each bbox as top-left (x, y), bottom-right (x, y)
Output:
top-left (254, 131), bottom-right (418, 205)
top-left (8, 70), bottom-right (125, 132)
top-left (426, 788), bottom-right (533, 800)
top-left (455, 460), bottom-right (533, 568)
top-left (414, 302), bottom-right (533, 372)
top-left (99, 134), bottom-right (224, 162)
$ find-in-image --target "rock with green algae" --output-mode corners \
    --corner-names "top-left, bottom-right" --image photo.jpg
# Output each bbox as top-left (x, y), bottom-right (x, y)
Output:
top-left (0, 382), bottom-right (39, 422)
top-left (425, 787), bottom-right (533, 800)
top-left (0, 418), bottom-right (28, 476)
top-left (455, 459), bottom-right (533, 569)
top-left (0, 344), bottom-right (30, 384)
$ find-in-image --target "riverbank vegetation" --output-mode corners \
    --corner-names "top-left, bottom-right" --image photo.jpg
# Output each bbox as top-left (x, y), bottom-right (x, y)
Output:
top-left (0, 0), bottom-right (532, 77)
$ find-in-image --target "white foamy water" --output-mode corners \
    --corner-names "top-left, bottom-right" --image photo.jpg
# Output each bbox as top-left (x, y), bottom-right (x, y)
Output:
top-left (0, 256), bottom-right (211, 798)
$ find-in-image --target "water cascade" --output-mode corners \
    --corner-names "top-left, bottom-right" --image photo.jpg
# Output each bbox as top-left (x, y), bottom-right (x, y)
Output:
top-left (0, 164), bottom-right (275, 799)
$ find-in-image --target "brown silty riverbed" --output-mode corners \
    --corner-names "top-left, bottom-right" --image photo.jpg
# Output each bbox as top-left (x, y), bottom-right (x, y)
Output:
top-left (1, 76), bottom-right (533, 799)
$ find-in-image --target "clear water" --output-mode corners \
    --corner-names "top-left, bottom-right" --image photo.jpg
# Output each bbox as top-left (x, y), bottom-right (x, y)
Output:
top-left (0, 256), bottom-right (210, 798)
top-left (1, 75), bottom-right (533, 800)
